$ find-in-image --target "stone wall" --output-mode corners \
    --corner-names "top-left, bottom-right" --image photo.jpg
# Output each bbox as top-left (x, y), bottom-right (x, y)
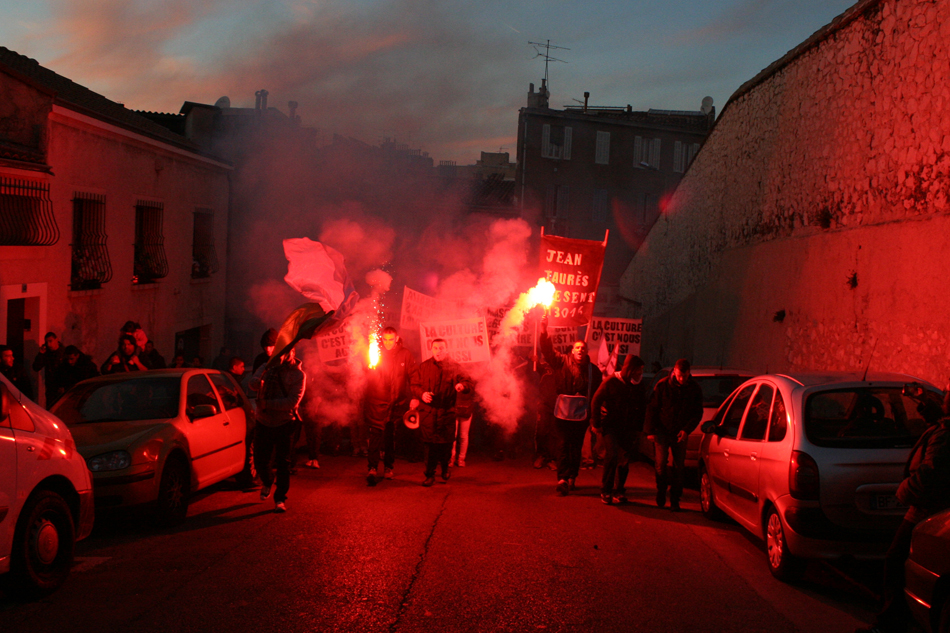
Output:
top-left (619, 0), bottom-right (950, 385)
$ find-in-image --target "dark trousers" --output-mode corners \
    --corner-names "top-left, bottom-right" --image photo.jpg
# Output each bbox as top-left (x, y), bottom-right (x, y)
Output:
top-left (367, 421), bottom-right (396, 472)
top-left (535, 409), bottom-right (555, 460)
top-left (601, 432), bottom-right (634, 495)
top-left (875, 518), bottom-right (916, 631)
top-left (254, 422), bottom-right (296, 503)
top-left (654, 438), bottom-right (687, 502)
top-left (556, 418), bottom-right (589, 482)
top-left (424, 442), bottom-right (452, 478)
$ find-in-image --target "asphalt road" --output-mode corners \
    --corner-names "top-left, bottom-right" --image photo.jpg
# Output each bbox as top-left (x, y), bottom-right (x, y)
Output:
top-left (2, 455), bottom-right (885, 633)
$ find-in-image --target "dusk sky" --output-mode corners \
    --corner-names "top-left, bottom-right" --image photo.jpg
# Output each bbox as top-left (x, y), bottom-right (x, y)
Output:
top-left (0, 0), bottom-right (855, 163)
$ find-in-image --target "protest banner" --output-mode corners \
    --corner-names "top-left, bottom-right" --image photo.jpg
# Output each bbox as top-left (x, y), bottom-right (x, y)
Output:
top-left (539, 230), bottom-right (607, 328)
top-left (400, 286), bottom-right (466, 332)
top-left (314, 320), bottom-right (358, 363)
top-left (486, 306), bottom-right (576, 353)
top-left (419, 317), bottom-right (491, 364)
top-left (587, 317), bottom-right (642, 364)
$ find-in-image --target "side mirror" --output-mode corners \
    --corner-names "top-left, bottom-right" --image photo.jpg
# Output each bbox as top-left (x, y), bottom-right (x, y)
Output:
top-left (701, 421), bottom-right (717, 434)
top-left (190, 404), bottom-right (218, 420)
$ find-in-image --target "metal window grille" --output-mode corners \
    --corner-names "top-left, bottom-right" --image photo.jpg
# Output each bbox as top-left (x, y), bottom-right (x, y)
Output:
top-left (71, 193), bottom-right (112, 290)
top-left (191, 208), bottom-right (218, 279)
top-left (0, 177), bottom-right (59, 245)
top-left (133, 201), bottom-right (168, 283)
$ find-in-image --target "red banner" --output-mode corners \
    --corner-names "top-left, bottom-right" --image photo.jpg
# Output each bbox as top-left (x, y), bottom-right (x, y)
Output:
top-left (539, 232), bottom-right (606, 327)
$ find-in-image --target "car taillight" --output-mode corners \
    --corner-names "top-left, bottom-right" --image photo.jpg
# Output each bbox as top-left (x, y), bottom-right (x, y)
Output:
top-left (789, 451), bottom-right (820, 500)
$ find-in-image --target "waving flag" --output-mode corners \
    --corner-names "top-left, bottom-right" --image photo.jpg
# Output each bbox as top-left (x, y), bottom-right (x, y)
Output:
top-left (283, 238), bottom-right (359, 320)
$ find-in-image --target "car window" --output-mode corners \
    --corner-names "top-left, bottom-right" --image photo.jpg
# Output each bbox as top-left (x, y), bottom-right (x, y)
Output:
top-left (52, 377), bottom-right (180, 425)
top-left (695, 376), bottom-right (753, 408)
top-left (720, 384), bottom-right (755, 439)
top-left (1, 383), bottom-right (35, 432)
top-left (768, 390), bottom-right (788, 442)
top-left (208, 373), bottom-right (242, 411)
top-left (739, 384), bottom-right (773, 441)
top-left (186, 374), bottom-right (220, 419)
top-left (805, 387), bottom-right (933, 448)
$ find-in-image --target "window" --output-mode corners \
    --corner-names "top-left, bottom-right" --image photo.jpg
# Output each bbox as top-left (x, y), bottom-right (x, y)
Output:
top-left (71, 193), bottom-right (112, 290)
top-left (720, 384), bottom-right (754, 439)
top-left (186, 374), bottom-right (219, 419)
top-left (805, 387), bottom-right (934, 448)
top-left (592, 190), bottom-right (610, 223)
top-left (674, 141), bottom-right (701, 173)
top-left (740, 385), bottom-right (773, 441)
top-left (595, 131), bottom-right (610, 165)
top-left (133, 201), bottom-right (168, 284)
top-left (769, 390), bottom-right (788, 442)
top-left (634, 137), bottom-right (662, 169)
top-left (192, 208), bottom-right (219, 279)
top-left (541, 124), bottom-right (572, 160)
top-left (209, 373), bottom-right (243, 411)
top-left (0, 177), bottom-right (59, 246)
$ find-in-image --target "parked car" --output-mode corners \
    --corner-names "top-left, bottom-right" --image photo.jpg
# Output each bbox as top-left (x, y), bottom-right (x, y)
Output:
top-left (906, 508), bottom-right (950, 633)
top-left (51, 368), bottom-right (255, 526)
top-left (639, 367), bottom-right (756, 468)
top-left (698, 372), bottom-right (941, 580)
top-left (0, 373), bottom-right (94, 598)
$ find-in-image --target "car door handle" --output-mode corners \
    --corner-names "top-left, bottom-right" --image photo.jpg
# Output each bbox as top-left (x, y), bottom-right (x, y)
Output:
top-left (223, 421), bottom-right (230, 426)
top-left (26, 446), bottom-right (35, 452)
top-left (750, 452), bottom-right (757, 461)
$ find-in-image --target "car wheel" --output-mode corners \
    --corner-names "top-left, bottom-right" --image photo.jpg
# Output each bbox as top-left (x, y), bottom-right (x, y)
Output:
top-left (154, 456), bottom-right (190, 527)
top-left (766, 507), bottom-right (804, 581)
top-left (699, 465), bottom-right (723, 520)
top-left (235, 429), bottom-right (258, 489)
top-left (6, 490), bottom-right (76, 598)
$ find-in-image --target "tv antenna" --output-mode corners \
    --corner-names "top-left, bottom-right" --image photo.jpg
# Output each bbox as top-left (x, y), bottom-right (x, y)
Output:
top-left (528, 40), bottom-right (569, 86)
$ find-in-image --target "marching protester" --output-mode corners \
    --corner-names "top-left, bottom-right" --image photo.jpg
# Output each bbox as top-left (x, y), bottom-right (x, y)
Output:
top-left (32, 331), bottom-right (64, 407)
top-left (856, 382), bottom-right (950, 633)
top-left (1, 345), bottom-right (34, 400)
top-left (253, 328), bottom-right (278, 372)
top-left (410, 338), bottom-right (471, 486)
top-left (364, 326), bottom-right (417, 486)
top-left (101, 334), bottom-right (150, 374)
top-left (644, 358), bottom-right (703, 511)
top-left (252, 346), bottom-right (306, 513)
top-left (590, 354), bottom-right (647, 505)
top-left (451, 372), bottom-right (475, 467)
top-left (53, 345), bottom-right (99, 399)
top-left (539, 316), bottom-right (602, 496)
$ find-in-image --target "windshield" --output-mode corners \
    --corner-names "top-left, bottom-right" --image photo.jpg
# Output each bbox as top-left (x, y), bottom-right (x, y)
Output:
top-left (52, 377), bottom-right (181, 425)
top-left (695, 376), bottom-right (751, 408)
top-left (804, 386), bottom-right (938, 448)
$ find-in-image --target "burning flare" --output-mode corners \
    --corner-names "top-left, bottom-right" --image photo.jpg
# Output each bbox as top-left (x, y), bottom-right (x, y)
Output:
top-left (368, 334), bottom-right (380, 368)
top-left (497, 278), bottom-right (557, 340)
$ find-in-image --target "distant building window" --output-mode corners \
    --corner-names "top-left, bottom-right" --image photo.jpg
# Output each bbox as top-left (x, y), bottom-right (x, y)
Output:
top-left (637, 193), bottom-right (659, 227)
top-left (545, 185), bottom-right (571, 220)
top-left (674, 141), bottom-right (700, 173)
top-left (0, 177), bottom-right (59, 246)
top-left (592, 190), bottom-right (610, 223)
top-left (133, 201), bottom-right (168, 284)
top-left (71, 193), bottom-right (112, 290)
top-left (595, 131), bottom-right (610, 165)
top-left (192, 208), bottom-right (219, 279)
top-left (634, 137), bottom-right (662, 169)
top-left (541, 124), bottom-right (572, 160)
top-left (689, 142), bottom-right (700, 165)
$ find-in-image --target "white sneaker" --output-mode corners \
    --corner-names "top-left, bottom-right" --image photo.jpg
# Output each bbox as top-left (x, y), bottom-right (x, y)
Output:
top-left (457, 459), bottom-right (466, 467)
top-left (260, 483), bottom-right (273, 501)
top-left (275, 501), bottom-right (287, 513)
top-left (305, 459), bottom-right (320, 469)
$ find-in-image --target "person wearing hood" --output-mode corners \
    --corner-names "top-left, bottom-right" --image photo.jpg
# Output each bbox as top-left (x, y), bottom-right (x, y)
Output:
top-left (645, 358), bottom-right (703, 512)
top-left (591, 354), bottom-right (647, 505)
top-left (364, 326), bottom-right (417, 486)
top-left (539, 316), bottom-right (603, 496)
top-left (410, 338), bottom-right (471, 486)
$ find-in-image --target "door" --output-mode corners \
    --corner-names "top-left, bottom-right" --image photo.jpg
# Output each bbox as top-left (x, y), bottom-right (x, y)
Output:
top-left (207, 372), bottom-right (247, 476)
top-left (729, 383), bottom-right (774, 527)
top-left (183, 373), bottom-right (238, 488)
top-left (707, 383), bottom-right (755, 515)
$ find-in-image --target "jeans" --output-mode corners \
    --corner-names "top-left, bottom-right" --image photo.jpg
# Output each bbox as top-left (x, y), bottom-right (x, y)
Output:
top-left (451, 415), bottom-right (472, 464)
top-left (424, 442), bottom-right (452, 478)
top-left (601, 432), bottom-right (634, 495)
top-left (367, 421), bottom-right (396, 472)
top-left (254, 422), bottom-right (297, 502)
top-left (556, 418), bottom-right (589, 481)
top-left (654, 438), bottom-right (687, 502)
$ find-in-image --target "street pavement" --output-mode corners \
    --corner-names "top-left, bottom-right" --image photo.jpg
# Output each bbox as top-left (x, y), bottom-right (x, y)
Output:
top-left (2, 454), bottom-right (884, 633)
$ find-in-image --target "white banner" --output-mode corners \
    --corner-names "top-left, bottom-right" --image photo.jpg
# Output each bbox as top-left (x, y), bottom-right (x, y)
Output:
top-left (419, 317), bottom-right (491, 364)
top-left (485, 306), bottom-right (577, 353)
top-left (588, 317), bottom-right (642, 363)
top-left (400, 286), bottom-right (467, 332)
top-left (314, 320), bottom-right (357, 363)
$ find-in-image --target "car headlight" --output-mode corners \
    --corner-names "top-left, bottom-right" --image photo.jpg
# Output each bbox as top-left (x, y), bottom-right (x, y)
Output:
top-left (87, 450), bottom-right (132, 472)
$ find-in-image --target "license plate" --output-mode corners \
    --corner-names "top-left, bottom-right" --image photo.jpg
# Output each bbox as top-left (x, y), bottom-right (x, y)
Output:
top-left (869, 494), bottom-right (905, 511)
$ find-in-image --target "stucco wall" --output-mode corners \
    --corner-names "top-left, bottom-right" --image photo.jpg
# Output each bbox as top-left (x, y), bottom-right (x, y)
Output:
top-left (619, 0), bottom-right (950, 385)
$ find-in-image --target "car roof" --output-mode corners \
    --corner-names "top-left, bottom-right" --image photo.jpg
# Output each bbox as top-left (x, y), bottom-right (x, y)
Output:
top-left (76, 368), bottom-right (222, 384)
top-left (766, 371), bottom-right (936, 388)
top-left (658, 367), bottom-right (757, 376)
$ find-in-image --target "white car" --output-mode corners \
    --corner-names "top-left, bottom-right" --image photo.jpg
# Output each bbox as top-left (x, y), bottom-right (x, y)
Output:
top-left (0, 373), bottom-right (94, 598)
top-left (699, 372), bottom-right (941, 580)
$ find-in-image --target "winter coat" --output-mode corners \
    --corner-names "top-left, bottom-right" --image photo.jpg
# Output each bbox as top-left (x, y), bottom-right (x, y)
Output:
top-left (32, 345), bottom-right (64, 399)
top-left (411, 358), bottom-right (471, 444)
top-left (591, 373), bottom-right (647, 437)
top-left (53, 355), bottom-right (99, 398)
top-left (256, 357), bottom-right (306, 427)
top-left (644, 374), bottom-right (704, 444)
top-left (897, 418), bottom-right (950, 519)
top-left (0, 363), bottom-right (34, 400)
top-left (364, 342), bottom-right (416, 429)
top-left (538, 331), bottom-right (602, 421)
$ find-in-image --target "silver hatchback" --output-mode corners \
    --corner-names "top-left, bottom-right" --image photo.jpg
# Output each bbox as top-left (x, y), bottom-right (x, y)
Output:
top-left (699, 372), bottom-right (941, 580)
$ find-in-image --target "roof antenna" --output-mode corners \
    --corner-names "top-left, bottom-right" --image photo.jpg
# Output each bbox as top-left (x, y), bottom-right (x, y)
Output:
top-left (861, 338), bottom-right (879, 381)
top-left (528, 39), bottom-right (570, 88)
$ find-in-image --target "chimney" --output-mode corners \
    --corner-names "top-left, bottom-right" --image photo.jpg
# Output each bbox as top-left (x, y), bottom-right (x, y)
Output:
top-left (583, 91), bottom-right (589, 113)
top-left (288, 101), bottom-right (298, 120)
top-left (260, 89), bottom-right (269, 110)
top-left (254, 90), bottom-right (262, 110)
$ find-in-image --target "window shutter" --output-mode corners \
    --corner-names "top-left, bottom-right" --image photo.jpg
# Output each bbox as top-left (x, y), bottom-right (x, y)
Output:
top-left (542, 124), bottom-right (551, 158)
top-left (595, 131), bottom-right (610, 165)
top-left (563, 127), bottom-right (572, 160)
top-left (673, 141), bottom-right (683, 173)
top-left (690, 143), bottom-right (700, 165)
top-left (652, 138), bottom-right (662, 168)
top-left (634, 136), bottom-right (643, 165)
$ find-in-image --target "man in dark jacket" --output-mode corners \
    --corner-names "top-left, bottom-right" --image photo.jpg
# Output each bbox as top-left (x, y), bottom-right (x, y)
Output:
top-left (857, 385), bottom-right (950, 633)
top-left (591, 354), bottom-right (647, 505)
top-left (53, 345), bottom-right (99, 400)
top-left (410, 338), bottom-right (471, 486)
top-left (539, 317), bottom-right (603, 496)
top-left (32, 331), bottom-right (64, 407)
top-left (252, 347), bottom-right (306, 513)
top-left (645, 358), bottom-right (703, 511)
top-left (1, 345), bottom-right (34, 400)
top-left (364, 326), bottom-right (417, 486)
